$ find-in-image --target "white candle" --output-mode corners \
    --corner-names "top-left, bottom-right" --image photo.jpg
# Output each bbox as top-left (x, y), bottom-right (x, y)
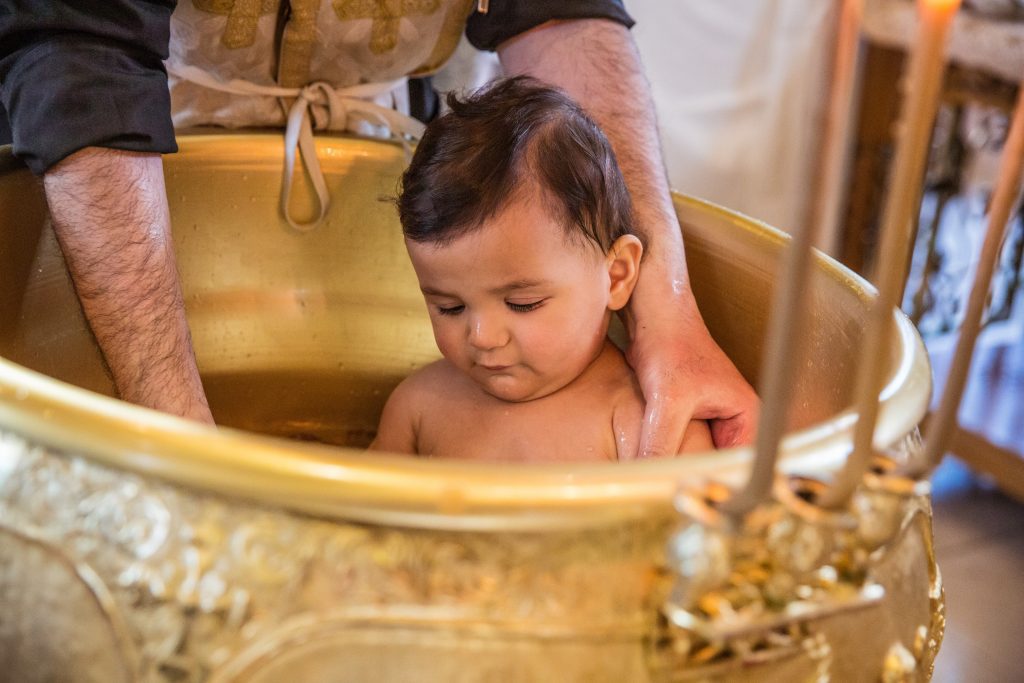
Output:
top-left (809, 0), bottom-right (864, 257)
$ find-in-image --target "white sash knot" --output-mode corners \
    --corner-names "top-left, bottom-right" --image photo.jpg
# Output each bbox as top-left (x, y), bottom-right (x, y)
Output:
top-left (166, 63), bottom-right (425, 231)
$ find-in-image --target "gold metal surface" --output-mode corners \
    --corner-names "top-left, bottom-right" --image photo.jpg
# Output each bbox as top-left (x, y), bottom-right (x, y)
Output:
top-left (0, 133), bottom-right (939, 681)
top-left (0, 133), bottom-right (931, 530)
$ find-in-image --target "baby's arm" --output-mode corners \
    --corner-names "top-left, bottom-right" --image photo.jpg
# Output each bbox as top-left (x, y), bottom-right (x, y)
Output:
top-left (368, 378), bottom-right (420, 454)
top-left (679, 419), bottom-right (714, 453)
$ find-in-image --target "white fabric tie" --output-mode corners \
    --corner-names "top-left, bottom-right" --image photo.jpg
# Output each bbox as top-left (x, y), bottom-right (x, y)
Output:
top-left (167, 64), bottom-right (426, 231)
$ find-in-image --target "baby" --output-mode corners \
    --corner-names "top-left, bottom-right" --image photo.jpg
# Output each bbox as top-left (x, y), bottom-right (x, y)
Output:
top-left (371, 77), bottom-right (712, 462)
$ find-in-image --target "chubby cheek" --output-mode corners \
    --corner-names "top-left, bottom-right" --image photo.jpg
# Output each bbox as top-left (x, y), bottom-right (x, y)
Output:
top-left (430, 319), bottom-right (467, 367)
top-left (513, 321), bottom-right (561, 366)
top-left (523, 308), bottom-right (603, 370)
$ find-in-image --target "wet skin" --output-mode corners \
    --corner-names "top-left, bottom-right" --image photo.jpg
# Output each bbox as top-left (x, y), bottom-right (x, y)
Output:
top-left (371, 188), bottom-right (712, 462)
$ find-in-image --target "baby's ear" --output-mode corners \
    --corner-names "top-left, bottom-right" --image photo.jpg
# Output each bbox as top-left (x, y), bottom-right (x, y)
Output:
top-left (605, 235), bottom-right (643, 311)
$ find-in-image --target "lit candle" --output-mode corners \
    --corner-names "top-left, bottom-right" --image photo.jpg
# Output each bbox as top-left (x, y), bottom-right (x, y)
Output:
top-left (892, 0), bottom-right (963, 231)
top-left (821, 0), bottom-right (961, 508)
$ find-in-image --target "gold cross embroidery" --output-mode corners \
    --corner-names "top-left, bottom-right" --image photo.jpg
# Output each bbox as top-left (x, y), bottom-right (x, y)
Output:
top-left (332, 0), bottom-right (441, 55)
top-left (193, 0), bottom-right (279, 49)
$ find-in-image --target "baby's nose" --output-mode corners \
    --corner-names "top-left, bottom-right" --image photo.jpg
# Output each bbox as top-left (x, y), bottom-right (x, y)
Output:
top-left (468, 314), bottom-right (510, 350)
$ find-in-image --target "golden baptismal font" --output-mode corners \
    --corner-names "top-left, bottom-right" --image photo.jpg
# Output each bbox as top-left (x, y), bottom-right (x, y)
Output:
top-left (0, 133), bottom-right (941, 681)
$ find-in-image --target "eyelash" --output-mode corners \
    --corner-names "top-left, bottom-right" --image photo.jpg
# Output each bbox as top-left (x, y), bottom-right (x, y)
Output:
top-left (436, 305), bottom-right (464, 316)
top-left (507, 301), bottom-right (543, 313)
top-left (435, 301), bottom-right (544, 316)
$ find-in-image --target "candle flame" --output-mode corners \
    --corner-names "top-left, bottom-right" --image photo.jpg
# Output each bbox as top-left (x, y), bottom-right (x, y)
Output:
top-left (919, 0), bottom-right (962, 15)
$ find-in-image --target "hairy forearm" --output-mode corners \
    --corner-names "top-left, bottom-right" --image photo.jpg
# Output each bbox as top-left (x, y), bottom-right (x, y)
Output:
top-left (43, 148), bottom-right (213, 423)
top-left (498, 19), bottom-right (692, 329)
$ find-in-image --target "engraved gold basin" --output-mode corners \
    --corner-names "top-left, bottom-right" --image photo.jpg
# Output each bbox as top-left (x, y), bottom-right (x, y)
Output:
top-left (0, 134), bottom-right (938, 681)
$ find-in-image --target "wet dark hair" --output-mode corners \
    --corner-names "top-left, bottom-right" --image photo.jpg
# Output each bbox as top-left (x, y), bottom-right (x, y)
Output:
top-left (397, 76), bottom-right (637, 252)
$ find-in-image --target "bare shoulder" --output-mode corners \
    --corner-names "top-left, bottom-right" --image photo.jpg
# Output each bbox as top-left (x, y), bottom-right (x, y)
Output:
top-left (403, 358), bottom-right (461, 387)
top-left (603, 343), bottom-right (714, 457)
top-left (605, 344), bottom-right (644, 460)
top-left (369, 360), bottom-right (455, 454)
top-left (602, 343), bottom-right (644, 404)
top-left (387, 359), bottom-right (464, 409)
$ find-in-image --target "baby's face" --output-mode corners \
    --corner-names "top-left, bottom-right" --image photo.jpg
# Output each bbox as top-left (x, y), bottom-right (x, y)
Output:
top-left (406, 191), bottom-right (615, 402)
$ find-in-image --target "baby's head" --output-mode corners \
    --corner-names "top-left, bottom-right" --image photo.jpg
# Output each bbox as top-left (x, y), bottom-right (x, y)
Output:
top-left (399, 76), bottom-right (639, 252)
top-left (398, 77), bottom-right (643, 402)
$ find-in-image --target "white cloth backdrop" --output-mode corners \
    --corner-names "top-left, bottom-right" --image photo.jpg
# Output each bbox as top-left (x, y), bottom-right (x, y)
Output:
top-left (629, 1), bottom-right (838, 236)
top-left (434, 3), bottom-right (839, 237)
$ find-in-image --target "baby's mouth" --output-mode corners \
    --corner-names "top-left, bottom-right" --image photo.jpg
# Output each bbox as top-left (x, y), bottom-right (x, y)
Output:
top-left (478, 362), bottom-right (513, 372)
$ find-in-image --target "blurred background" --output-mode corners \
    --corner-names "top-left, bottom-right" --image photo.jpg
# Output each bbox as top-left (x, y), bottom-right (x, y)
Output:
top-left (627, 2), bottom-right (1024, 679)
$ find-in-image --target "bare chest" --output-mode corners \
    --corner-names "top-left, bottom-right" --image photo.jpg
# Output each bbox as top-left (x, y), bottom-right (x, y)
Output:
top-left (416, 390), bottom-right (642, 463)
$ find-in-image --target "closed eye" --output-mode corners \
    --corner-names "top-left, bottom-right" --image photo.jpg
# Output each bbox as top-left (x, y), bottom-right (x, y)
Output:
top-left (506, 300), bottom-right (544, 313)
top-left (436, 304), bottom-right (465, 316)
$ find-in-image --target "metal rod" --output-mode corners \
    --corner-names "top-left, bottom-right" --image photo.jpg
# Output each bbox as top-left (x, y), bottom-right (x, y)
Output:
top-left (819, 0), bottom-right (961, 509)
top-left (720, 205), bottom-right (818, 516)
top-left (920, 83), bottom-right (1024, 470)
top-left (721, 0), bottom-right (867, 517)
top-left (810, 0), bottom-right (865, 257)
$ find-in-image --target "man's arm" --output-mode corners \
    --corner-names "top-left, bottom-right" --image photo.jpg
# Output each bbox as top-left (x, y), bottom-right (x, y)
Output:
top-left (44, 148), bottom-right (213, 423)
top-left (498, 19), bottom-right (759, 454)
top-left (0, 2), bottom-right (211, 421)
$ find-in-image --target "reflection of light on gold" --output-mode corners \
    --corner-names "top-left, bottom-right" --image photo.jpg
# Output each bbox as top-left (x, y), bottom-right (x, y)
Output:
top-left (0, 434), bottom-right (24, 482)
top-left (879, 315), bottom-right (920, 402)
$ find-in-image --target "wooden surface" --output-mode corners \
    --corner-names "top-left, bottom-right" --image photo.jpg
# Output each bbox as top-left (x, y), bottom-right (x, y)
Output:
top-left (842, 45), bottom-right (905, 274)
top-left (864, 0), bottom-right (1024, 83)
top-left (930, 456), bottom-right (1024, 682)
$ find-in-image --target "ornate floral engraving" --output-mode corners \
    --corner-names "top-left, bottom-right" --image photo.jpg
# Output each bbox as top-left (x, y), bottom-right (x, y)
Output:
top-left (0, 432), bottom-right (666, 681)
top-left (0, 426), bottom-right (944, 681)
top-left (654, 432), bottom-right (945, 679)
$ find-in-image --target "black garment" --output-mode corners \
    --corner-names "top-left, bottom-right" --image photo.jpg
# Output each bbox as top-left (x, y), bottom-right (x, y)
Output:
top-left (0, 0), bottom-right (633, 175)
top-left (0, 1), bottom-right (177, 174)
top-left (0, 104), bottom-right (12, 146)
top-left (466, 0), bottom-right (634, 51)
